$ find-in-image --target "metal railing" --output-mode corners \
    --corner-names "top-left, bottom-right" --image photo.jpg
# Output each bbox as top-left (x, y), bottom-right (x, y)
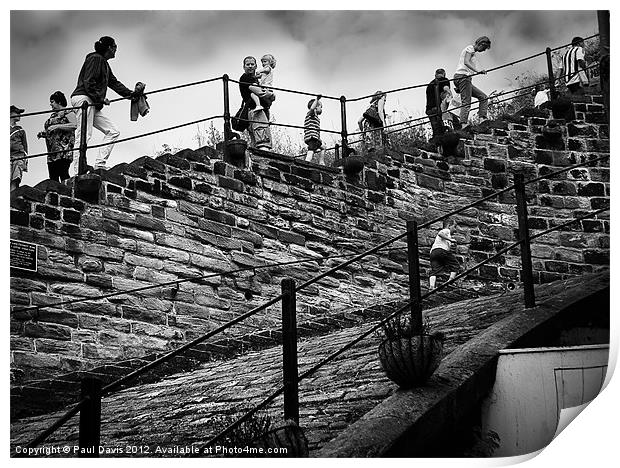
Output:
top-left (11, 34), bottom-right (599, 172)
top-left (15, 145), bottom-right (609, 455)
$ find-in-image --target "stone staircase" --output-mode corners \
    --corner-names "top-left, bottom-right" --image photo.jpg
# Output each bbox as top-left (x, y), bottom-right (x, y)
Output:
top-left (10, 94), bottom-right (609, 453)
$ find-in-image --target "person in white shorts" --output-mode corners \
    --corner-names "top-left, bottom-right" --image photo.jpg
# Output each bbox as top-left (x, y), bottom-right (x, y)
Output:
top-left (70, 36), bottom-right (136, 174)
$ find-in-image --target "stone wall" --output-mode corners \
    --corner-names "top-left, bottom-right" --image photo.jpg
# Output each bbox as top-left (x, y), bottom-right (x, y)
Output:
top-left (9, 94), bottom-right (609, 390)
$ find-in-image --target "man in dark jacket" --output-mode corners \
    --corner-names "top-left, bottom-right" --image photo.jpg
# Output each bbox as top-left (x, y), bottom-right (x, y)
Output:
top-left (425, 68), bottom-right (451, 139)
top-left (70, 36), bottom-right (135, 174)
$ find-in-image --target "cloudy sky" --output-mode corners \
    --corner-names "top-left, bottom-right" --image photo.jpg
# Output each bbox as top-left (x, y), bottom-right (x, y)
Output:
top-left (10, 7), bottom-right (599, 186)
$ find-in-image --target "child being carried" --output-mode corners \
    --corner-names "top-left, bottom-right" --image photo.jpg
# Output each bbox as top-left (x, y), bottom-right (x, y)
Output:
top-left (249, 54), bottom-right (277, 111)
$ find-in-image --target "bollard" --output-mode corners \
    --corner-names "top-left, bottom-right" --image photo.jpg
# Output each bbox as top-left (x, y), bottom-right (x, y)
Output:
top-left (514, 174), bottom-right (536, 308)
top-left (281, 278), bottom-right (299, 424)
top-left (406, 220), bottom-right (423, 335)
top-left (78, 101), bottom-right (89, 175)
top-left (78, 378), bottom-right (102, 457)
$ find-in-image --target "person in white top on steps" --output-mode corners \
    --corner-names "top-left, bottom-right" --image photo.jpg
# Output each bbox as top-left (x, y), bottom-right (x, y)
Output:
top-left (429, 218), bottom-right (460, 291)
top-left (453, 36), bottom-right (491, 129)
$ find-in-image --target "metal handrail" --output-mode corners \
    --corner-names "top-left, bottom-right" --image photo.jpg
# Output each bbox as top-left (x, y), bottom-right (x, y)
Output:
top-left (202, 205), bottom-right (608, 449)
top-left (227, 77), bottom-right (340, 101)
top-left (347, 33), bottom-right (599, 102)
top-left (16, 59), bottom-right (598, 164)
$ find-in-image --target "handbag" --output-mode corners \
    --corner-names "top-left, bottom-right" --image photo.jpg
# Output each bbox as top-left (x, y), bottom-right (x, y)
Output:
top-left (232, 103), bottom-right (249, 132)
top-left (363, 105), bottom-right (383, 127)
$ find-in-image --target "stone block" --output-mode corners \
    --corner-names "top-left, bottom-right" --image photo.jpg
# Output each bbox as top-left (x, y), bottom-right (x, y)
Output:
top-left (416, 174), bottom-right (443, 190)
top-left (577, 182), bottom-right (605, 197)
top-left (121, 306), bottom-right (168, 325)
top-left (10, 210), bottom-right (29, 226)
top-left (124, 253), bottom-right (164, 269)
top-left (82, 343), bottom-right (125, 360)
top-left (203, 207), bottom-right (236, 226)
top-left (189, 253), bottom-right (232, 272)
top-left (483, 158), bottom-right (506, 173)
top-left (34, 338), bottom-right (82, 356)
top-left (49, 282), bottom-right (101, 298)
top-left (24, 322), bottom-right (72, 341)
top-left (583, 249), bottom-right (609, 265)
top-left (155, 233), bottom-right (205, 254)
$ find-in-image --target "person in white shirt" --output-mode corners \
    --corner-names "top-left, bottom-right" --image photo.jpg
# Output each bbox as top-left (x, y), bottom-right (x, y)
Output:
top-left (453, 36), bottom-right (491, 129)
top-left (560, 37), bottom-right (589, 95)
top-left (429, 218), bottom-right (460, 290)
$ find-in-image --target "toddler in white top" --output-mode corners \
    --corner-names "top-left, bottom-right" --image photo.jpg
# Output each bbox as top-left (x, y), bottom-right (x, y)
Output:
top-left (250, 54), bottom-right (276, 111)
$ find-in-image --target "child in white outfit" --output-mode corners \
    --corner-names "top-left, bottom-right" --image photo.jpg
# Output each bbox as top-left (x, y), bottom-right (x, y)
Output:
top-left (250, 54), bottom-right (276, 111)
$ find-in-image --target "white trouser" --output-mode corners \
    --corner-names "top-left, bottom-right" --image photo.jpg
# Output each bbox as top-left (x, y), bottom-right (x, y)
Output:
top-left (70, 95), bottom-right (120, 174)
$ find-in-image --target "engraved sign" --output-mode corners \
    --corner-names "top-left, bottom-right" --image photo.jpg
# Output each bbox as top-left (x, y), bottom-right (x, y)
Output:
top-left (10, 240), bottom-right (38, 272)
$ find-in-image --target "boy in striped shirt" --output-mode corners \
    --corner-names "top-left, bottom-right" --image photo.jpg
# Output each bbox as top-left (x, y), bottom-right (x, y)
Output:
top-left (561, 37), bottom-right (588, 95)
top-left (304, 95), bottom-right (324, 165)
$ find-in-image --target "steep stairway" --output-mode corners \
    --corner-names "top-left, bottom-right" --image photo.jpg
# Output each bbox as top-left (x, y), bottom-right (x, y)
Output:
top-left (10, 273), bottom-right (609, 456)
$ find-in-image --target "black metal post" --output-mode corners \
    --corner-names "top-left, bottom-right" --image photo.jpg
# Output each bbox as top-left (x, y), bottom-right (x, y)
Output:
top-left (434, 80), bottom-right (443, 135)
top-left (281, 278), bottom-right (299, 424)
top-left (406, 220), bottom-right (423, 335)
top-left (78, 101), bottom-right (89, 175)
top-left (334, 143), bottom-right (340, 161)
top-left (598, 10), bottom-right (610, 122)
top-left (545, 47), bottom-right (557, 100)
top-left (78, 378), bottom-right (102, 457)
top-left (222, 74), bottom-right (231, 143)
top-left (514, 174), bottom-right (536, 308)
top-left (340, 96), bottom-right (349, 158)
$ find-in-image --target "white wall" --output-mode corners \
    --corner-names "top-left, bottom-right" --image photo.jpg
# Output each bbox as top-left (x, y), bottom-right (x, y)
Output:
top-left (480, 344), bottom-right (608, 457)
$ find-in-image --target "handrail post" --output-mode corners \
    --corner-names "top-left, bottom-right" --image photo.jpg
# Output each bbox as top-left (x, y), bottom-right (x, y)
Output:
top-left (78, 101), bottom-right (89, 176)
top-left (514, 174), bottom-right (536, 308)
top-left (340, 96), bottom-right (349, 158)
top-left (334, 143), bottom-right (340, 161)
top-left (222, 74), bottom-right (231, 143)
top-left (406, 220), bottom-right (423, 335)
top-left (79, 378), bottom-right (102, 457)
top-left (281, 278), bottom-right (299, 424)
top-left (545, 47), bottom-right (557, 100)
top-left (434, 80), bottom-right (443, 136)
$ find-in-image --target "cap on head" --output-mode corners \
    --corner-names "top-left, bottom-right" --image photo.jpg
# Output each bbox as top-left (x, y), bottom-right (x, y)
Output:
top-left (10, 105), bottom-right (25, 115)
top-left (435, 68), bottom-right (446, 75)
top-left (572, 36), bottom-right (584, 46)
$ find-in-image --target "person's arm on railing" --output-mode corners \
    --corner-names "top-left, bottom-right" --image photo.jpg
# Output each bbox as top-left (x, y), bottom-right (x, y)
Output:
top-left (108, 68), bottom-right (134, 101)
top-left (464, 50), bottom-right (487, 75)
